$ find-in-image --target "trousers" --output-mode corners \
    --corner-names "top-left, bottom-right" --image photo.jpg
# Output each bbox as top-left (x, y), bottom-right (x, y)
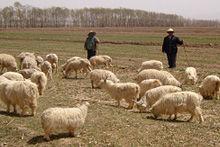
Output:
top-left (87, 49), bottom-right (96, 59)
top-left (166, 53), bottom-right (177, 68)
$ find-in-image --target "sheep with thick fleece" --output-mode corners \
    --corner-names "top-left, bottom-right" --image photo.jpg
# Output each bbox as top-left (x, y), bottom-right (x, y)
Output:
top-left (0, 80), bottom-right (39, 115)
top-left (89, 69), bottom-right (119, 88)
top-left (17, 52), bottom-right (35, 68)
top-left (41, 61), bottom-right (53, 80)
top-left (100, 79), bottom-right (140, 109)
top-left (138, 60), bottom-right (163, 72)
top-left (63, 58), bottom-right (92, 79)
top-left (18, 68), bottom-right (38, 79)
top-left (31, 71), bottom-right (47, 95)
top-left (61, 56), bottom-right (82, 72)
top-left (21, 56), bottom-right (38, 70)
top-left (2, 72), bottom-right (25, 81)
top-left (149, 91), bottom-right (204, 123)
top-left (199, 75), bottom-right (220, 100)
top-left (184, 67), bottom-right (198, 85)
top-left (138, 79), bottom-right (162, 98)
top-left (135, 69), bottom-right (181, 87)
top-left (46, 53), bottom-right (58, 73)
top-left (135, 85), bottom-right (182, 112)
top-left (36, 56), bottom-right (44, 67)
top-left (41, 102), bottom-right (90, 141)
top-left (0, 54), bottom-right (17, 72)
top-left (89, 55), bottom-right (112, 68)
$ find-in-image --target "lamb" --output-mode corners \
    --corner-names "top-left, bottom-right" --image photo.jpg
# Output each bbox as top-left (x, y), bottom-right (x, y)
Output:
top-left (89, 55), bottom-right (113, 68)
top-left (30, 71), bottom-right (47, 95)
top-left (89, 69), bottom-right (119, 88)
top-left (138, 60), bottom-right (163, 72)
top-left (36, 56), bottom-right (44, 67)
top-left (41, 61), bottom-right (53, 80)
top-left (46, 53), bottom-right (58, 73)
top-left (184, 67), bottom-right (198, 85)
top-left (199, 75), bottom-right (220, 100)
top-left (0, 79), bottom-right (39, 116)
top-left (0, 53), bottom-right (17, 72)
top-left (18, 68), bottom-right (38, 79)
top-left (41, 102), bottom-right (90, 141)
top-left (134, 69), bottom-right (181, 87)
top-left (100, 79), bottom-right (140, 109)
top-left (21, 56), bottom-right (38, 70)
top-left (2, 72), bottom-right (25, 81)
top-left (149, 91), bottom-right (204, 123)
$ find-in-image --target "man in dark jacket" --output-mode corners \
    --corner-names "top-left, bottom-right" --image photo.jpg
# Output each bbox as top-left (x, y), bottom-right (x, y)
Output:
top-left (162, 28), bottom-right (183, 68)
top-left (84, 31), bottom-right (100, 59)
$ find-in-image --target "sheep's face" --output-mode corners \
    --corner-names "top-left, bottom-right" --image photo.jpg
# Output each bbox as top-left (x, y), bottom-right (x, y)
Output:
top-left (169, 78), bottom-right (181, 87)
top-left (135, 98), bottom-right (147, 112)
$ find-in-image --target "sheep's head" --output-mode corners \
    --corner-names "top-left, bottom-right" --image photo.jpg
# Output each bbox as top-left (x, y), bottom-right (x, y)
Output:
top-left (134, 98), bottom-right (147, 113)
top-left (168, 78), bottom-right (181, 87)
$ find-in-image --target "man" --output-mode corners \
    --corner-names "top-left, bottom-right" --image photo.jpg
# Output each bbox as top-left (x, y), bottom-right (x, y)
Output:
top-left (84, 31), bottom-right (100, 59)
top-left (162, 28), bottom-right (183, 68)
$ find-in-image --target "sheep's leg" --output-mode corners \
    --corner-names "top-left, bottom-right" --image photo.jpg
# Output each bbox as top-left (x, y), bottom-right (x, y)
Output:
top-left (31, 106), bottom-right (37, 116)
top-left (127, 100), bottom-right (134, 109)
top-left (187, 114), bottom-right (194, 122)
top-left (44, 128), bottom-right (52, 141)
top-left (21, 106), bottom-right (28, 116)
top-left (195, 107), bottom-right (204, 123)
top-left (173, 114), bottom-right (177, 120)
top-left (13, 105), bottom-right (17, 114)
top-left (74, 71), bottom-right (78, 79)
top-left (6, 104), bottom-right (10, 113)
top-left (91, 80), bottom-right (94, 88)
top-left (117, 99), bottom-right (120, 107)
top-left (68, 128), bottom-right (75, 137)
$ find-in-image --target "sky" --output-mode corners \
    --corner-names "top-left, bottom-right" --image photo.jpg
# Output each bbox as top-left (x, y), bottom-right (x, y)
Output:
top-left (0, 0), bottom-right (220, 20)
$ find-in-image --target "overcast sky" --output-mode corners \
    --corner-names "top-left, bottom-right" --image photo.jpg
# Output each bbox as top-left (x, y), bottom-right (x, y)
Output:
top-left (0, 0), bottom-right (220, 20)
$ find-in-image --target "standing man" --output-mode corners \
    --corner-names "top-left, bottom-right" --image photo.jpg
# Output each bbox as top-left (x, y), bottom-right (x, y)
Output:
top-left (162, 28), bottom-right (183, 68)
top-left (84, 31), bottom-right (100, 59)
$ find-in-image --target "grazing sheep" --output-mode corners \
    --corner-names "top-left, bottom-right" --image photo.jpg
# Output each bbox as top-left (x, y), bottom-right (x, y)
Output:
top-left (135, 85), bottom-right (182, 112)
top-left (184, 67), bottom-right (198, 85)
top-left (89, 69), bottom-right (119, 88)
top-left (31, 71), bottom-right (47, 95)
top-left (199, 75), bottom-right (220, 100)
top-left (41, 102), bottom-right (90, 141)
top-left (17, 52), bottom-right (35, 68)
top-left (149, 91), bottom-right (204, 123)
top-left (100, 79), bottom-right (140, 109)
top-left (138, 60), bottom-right (163, 72)
top-left (41, 61), bottom-right (53, 80)
top-left (18, 68), bottom-right (38, 79)
top-left (138, 79), bottom-right (162, 98)
top-left (135, 69), bottom-right (181, 87)
top-left (2, 72), bottom-right (25, 81)
top-left (63, 58), bottom-right (92, 79)
top-left (61, 56), bottom-right (82, 72)
top-left (0, 80), bottom-right (39, 116)
top-left (21, 56), bottom-right (38, 70)
top-left (0, 53), bottom-right (17, 72)
top-left (36, 56), bottom-right (44, 67)
top-left (89, 55), bottom-right (112, 68)
top-left (46, 53), bottom-right (58, 73)
top-left (0, 76), bottom-right (8, 83)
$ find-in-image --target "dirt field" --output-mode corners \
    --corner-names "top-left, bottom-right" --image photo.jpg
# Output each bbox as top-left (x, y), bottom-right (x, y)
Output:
top-left (0, 27), bottom-right (220, 146)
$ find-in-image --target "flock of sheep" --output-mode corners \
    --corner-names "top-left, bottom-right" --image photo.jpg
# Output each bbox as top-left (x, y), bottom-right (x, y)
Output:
top-left (0, 52), bottom-right (220, 141)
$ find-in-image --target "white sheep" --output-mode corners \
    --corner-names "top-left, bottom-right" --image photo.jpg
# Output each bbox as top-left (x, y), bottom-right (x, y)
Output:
top-left (36, 56), bottom-right (44, 67)
top-left (0, 53), bottom-right (17, 72)
top-left (89, 69), bottom-right (119, 88)
top-left (2, 72), bottom-right (25, 81)
top-left (30, 71), bottom-right (47, 95)
top-left (18, 68), bottom-right (38, 79)
top-left (21, 56), bottom-right (38, 70)
top-left (0, 79), bottom-right (39, 116)
top-left (89, 55), bottom-right (112, 68)
top-left (135, 69), bottom-right (181, 87)
top-left (184, 67), bottom-right (198, 85)
top-left (61, 56), bottom-right (82, 72)
top-left (199, 75), bottom-right (220, 100)
top-left (17, 52), bottom-right (35, 68)
top-left (0, 76), bottom-right (8, 83)
top-left (149, 91), bottom-right (204, 123)
top-left (100, 79), bottom-right (140, 109)
top-left (41, 102), bottom-right (90, 141)
top-left (138, 60), bottom-right (163, 72)
top-left (41, 61), bottom-right (53, 80)
top-left (46, 53), bottom-right (58, 73)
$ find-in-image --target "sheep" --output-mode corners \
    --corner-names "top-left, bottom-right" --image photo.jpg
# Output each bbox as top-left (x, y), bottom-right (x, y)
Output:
top-left (199, 75), bottom-right (220, 100)
top-left (100, 79), bottom-right (140, 109)
top-left (18, 68), bottom-right (39, 79)
top-left (46, 53), bottom-right (58, 73)
top-left (89, 69), bottom-right (119, 88)
top-left (138, 79), bottom-right (162, 98)
top-left (134, 69), bottom-right (181, 87)
top-left (184, 67), bottom-right (198, 85)
top-left (41, 102), bottom-right (90, 141)
top-left (0, 53), bottom-right (17, 73)
top-left (149, 91), bottom-right (204, 123)
top-left (21, 56), bottom-right (38, 70)
top-left (17, 52), bottom-right (35, 68)
top-left (63, 58), bottom-right (92, 79)
top-left (89, 55), bottom-right (112, 68)
top-left (41, 61), bottom-right (53, 80)
top-left (2, 72), bottom-right (25, 81)
top-left (30, 71), bottom-right (47, 95)
top-left (36, 56), bottom-right (44, 67)
top-left (138, 60), bottom-right (163, 72)
top-left (0, 76), bottom-right (8, 83)
top-left (61, 56), bottom-right (82, 72)
top-left (0, 80), bottom-right (39, 116)
top-left (135, 85), bottom-right (182, 112)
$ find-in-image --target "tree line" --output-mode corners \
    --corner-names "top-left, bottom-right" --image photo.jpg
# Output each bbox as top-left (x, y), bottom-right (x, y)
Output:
top-left (0, 2), bottom-right (219, 28)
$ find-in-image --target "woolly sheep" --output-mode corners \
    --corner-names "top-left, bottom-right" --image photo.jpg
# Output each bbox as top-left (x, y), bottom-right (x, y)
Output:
top-left (199, 75), bottom-right (220, 100)
top-left (30, 71), bottom-right (47, 95)
top-left (46, 53), bottom-right (58, 73)
top-left (134, 69), bottom-right (181, 87)
top-left (41, 61), bottom-right (53, 80)
top-left (61, 56), bottom-right (82, 72)
top-left (21, 56), bottom-right (38, 70)
top-left (18, 68), bottom-right (38, 79)
top-left (17, 52), bottom-right (35, 68)
top-left (138, 60), bottom-right (163, 72)
top-left (100, 79), bottom-right (140, 109)
top-left (0, 53), bottom-right (17, 72)
top-left (41, 102), bottom-right (90, 141)
top-left (0, 80), bottom-right (39, 116)
top-left (36, 56), bottom-right (44, 67)
top-left (149, 91), bottom-right (204, 123)
top-left (184, 67), bottom-right (198, 85)
top-left (89, 69), bottom-right (119, 88)
top-left (89, 55), bottom-right (113, 68)
top-left (0, 76), bottom-right (8, 83)
top-left (2, 72), bottom-right (25, 81)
